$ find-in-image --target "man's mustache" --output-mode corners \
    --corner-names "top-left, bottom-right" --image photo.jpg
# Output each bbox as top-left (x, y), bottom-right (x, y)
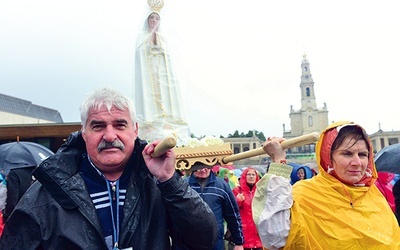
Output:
top-left (97, 139), bottom-right (125, 152)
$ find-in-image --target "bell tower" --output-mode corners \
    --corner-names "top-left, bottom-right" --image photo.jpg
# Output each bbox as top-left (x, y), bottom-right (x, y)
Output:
top-left (284, 54), bottom-right (329, 140)
top-left (300, 54), bottom-right (317, 110)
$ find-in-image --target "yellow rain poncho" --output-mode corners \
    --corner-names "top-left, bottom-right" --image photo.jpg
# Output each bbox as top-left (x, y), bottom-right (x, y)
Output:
top-left (252, 121), bottom-right (400, 249)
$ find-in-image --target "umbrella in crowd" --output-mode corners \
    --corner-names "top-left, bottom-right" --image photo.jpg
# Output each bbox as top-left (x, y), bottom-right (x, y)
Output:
top-left (374, 143), bottom-right (400, 174)
top-left (0, 141), bottom-right (54, 175)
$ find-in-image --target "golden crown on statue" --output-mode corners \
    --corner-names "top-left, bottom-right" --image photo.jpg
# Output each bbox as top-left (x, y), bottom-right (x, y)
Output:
top-left (147, 0), bottom-right (164, 13)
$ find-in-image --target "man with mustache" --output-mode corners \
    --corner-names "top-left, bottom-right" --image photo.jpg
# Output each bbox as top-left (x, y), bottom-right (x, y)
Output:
top-left (0, 87), bottom-right (217, 250)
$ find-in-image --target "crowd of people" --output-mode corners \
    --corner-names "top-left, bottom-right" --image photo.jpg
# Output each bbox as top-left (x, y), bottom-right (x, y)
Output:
top-left (1, 0), bottom-right (400, 249)
top-left (0, 1), bottom-right (399, 249)
top-left (0, 88), bottom-right (399, 249)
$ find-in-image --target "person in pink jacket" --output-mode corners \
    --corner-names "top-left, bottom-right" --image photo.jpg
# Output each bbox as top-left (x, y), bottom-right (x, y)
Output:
top-left (375, 171), bottom-right (396, 212)
top-left (233, 168), bottom-right (263, 250)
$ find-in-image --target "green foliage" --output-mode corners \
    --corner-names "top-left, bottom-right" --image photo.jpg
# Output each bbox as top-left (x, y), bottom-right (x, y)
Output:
top-left (228, 130), bottom-right (240, 138)
top-left (257, 131), bottom-right (266, 141)
top-left (227, 130), bottom-right (266, 141)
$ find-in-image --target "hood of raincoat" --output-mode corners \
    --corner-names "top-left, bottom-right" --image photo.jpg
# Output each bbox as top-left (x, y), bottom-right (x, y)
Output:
top-left (316, 121), bottom-right (377, 186)
top-left (238, 167), bottom-right (260, 189)
top-left (377, 171), bottom-right (395, 185)
top-left (375, 171), bottom-right (396, 212)
top-left (218, 167), bottom-right (236, 189)
top-left (288, 163), bottom-right (313, 185)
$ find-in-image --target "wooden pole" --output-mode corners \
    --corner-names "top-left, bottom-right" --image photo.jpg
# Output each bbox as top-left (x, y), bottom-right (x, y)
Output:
top-left (151, 134), bottom-right (177, 158)
top-left (222, 132), bottom-right (319, 164)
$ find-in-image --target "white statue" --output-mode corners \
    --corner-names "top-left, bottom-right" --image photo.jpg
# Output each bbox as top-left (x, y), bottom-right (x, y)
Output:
top-left (134, 0), bottom-right (190, 144)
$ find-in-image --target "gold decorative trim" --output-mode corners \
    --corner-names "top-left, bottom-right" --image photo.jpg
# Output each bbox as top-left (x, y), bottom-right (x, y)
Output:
top-left (173, 143), bottom-right (233, 170)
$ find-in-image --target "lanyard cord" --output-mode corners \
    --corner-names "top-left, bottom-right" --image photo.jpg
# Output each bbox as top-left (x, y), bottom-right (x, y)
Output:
top-left (106, 179), bottom-right (120, 249)
top-left (87, 156), bottom-right (120, 249)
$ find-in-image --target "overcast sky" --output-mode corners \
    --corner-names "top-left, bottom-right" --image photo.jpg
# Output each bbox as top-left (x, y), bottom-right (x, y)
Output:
top-left (1, 0), bottom-right (399, 138)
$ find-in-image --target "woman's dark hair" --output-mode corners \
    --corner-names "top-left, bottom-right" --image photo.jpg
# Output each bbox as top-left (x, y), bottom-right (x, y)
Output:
top-left (331, 125), bottom-right (370, 155)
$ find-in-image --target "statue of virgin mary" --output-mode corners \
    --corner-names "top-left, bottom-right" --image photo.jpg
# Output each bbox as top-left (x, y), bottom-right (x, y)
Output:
top-left (134, 0), bottom-right (190, 144)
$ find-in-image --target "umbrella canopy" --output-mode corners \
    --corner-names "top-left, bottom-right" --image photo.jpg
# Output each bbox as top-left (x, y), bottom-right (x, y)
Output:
top-left (0, 141), bottom-right (54, 175)
top-left (374, 143), bottom-right (400, 174)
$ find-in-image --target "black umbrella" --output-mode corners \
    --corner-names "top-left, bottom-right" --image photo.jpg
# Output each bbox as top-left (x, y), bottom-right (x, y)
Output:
top-left (374, 143), bottom-right (400, 174)
top-left (0, 141), bottom-right (54, 175)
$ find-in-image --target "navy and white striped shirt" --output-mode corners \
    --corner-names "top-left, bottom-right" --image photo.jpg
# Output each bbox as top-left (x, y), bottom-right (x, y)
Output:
top-left (80, 154), bottom-right (130, 250)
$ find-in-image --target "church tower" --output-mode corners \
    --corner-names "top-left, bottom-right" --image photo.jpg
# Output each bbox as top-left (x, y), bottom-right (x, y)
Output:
top-left (300, 54), bottom-right (317, 111)
top-left (283, 54), bottom-right (329, 142)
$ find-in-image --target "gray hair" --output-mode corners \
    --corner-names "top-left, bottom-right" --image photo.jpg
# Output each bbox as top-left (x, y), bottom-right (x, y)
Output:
top-left (80, 87), bottom-right (136, 132)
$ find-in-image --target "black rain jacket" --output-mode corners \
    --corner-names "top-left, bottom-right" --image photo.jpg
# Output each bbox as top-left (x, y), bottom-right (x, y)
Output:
top-left (0, 131), bottom-right (217, 250)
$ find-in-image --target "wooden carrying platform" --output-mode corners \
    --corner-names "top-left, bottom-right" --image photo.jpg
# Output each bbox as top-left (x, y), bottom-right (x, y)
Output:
top-left (152, 132), bottom-right (320, 171)
top-left (173, 143), bottom-right (233, 171)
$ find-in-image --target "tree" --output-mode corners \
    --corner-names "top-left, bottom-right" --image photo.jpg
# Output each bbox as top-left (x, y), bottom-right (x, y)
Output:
top-left (256, 131), bottom-right (266, 141)
top-left (227, 130), bottom-right (266, 141)
top-left (245, 130), bottom-right (253, 137)
top-left (228, 130), bottom-right (241, 138)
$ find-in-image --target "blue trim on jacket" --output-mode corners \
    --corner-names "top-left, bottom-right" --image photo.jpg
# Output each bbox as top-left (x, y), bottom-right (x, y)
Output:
top-left (188, 171), bottom-right (244, 247)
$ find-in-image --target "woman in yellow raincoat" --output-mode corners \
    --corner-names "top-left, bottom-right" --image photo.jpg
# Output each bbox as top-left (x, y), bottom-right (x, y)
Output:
top-left (252, 121), bottom-right (400, 249)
